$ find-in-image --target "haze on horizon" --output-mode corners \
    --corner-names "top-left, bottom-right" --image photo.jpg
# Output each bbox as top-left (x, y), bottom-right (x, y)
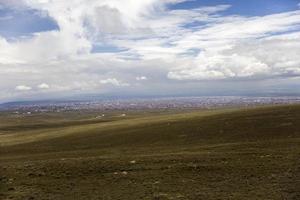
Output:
top-left (0, 0), bottom-right (300, 102)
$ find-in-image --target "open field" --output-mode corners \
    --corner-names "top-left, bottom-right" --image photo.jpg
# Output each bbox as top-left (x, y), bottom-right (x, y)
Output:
top-left (1, 105), bottom-right (300, 200)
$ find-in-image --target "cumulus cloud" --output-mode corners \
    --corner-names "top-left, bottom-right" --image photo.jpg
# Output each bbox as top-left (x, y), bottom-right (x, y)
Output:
top-left (100, 78), bottom-right (130, 87)
top-left (38, 83), bottom-right (50, 89)
top-left (15, 85), bottom-right (32, 91)
top-left (0, 0), bottom-right (300, 101)
top-left (168, 33), bottom-right (300, 80)
top-left (136, 76), bottom-right (148, 81)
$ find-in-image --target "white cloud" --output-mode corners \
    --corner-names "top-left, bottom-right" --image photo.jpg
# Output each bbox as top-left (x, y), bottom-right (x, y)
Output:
top-left (100, 78), bottom-right (130, 87)
top-left (38, 83), bottom-right (50, 89)
top-left (0, 1), bottom-right (300, 100)
top-left (15, 85), bottom-right (32, 91)
top-left (168, 54), bottom-right (270, 80)
top-left (136, 76), bottom-right (147, 81)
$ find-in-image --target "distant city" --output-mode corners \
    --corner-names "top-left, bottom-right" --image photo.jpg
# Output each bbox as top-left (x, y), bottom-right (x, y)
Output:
top-left (1, 96), bottom-right (300, 113)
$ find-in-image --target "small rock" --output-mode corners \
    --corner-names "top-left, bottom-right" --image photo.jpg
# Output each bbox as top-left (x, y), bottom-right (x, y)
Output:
top-left (28, 173), bottom-right (34, 177)
top-left (129, 160), bottom-right (136, 164)
top-left (121, 171), bottom-right (128, 175)
top-left (37, 172), bottom-right (45, 177)
top-left (24, 164), bottom-right (31, 168)
top-left (154, 181), bottom-right (160, 185)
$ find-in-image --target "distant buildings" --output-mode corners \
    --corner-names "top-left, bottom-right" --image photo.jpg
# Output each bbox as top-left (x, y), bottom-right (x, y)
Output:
top-left (2, 96), bottom-right (300, 113)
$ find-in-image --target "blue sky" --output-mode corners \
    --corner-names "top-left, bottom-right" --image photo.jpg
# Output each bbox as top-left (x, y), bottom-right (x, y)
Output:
top-left (0, 7), bottom-right (58, 39)
top-left (1, 0), bottom-right (299, 39)
top-left (171, 0), bottom-right (300, 16)
top-left (0, 0), bottom-right (299, 102)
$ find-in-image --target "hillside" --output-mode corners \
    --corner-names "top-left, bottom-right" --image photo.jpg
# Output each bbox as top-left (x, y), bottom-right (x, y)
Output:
top-left (1, 105), bottom-right (300, 200)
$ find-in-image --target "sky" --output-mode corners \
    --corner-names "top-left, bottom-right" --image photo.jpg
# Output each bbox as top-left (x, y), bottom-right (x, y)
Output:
top-left (0, 0), bottom-right (300, 102)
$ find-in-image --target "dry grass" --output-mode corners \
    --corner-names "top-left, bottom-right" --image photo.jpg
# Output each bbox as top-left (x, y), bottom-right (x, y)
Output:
top-left (1, 105), bottom-right (300, 199)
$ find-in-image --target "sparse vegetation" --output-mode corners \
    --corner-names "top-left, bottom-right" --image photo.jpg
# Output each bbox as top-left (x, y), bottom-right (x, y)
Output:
top-left (1, 105), bottom-right (300, 199)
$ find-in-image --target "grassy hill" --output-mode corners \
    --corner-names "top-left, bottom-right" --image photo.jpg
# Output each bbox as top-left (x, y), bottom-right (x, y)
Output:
top-left (1, 105), bottom-right (300, 199)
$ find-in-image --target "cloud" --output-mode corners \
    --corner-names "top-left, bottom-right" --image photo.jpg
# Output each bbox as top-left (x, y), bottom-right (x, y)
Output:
top-left (38, 83), bottom-right (50, 89)
top-left (170, 29), bottom-right (300, 80)
top-left (0, 15), bottom-right (13, 21)
top-left (0, 0), bottom-right (25, 7)
top-left (136, 76), bottom-right (147, 81)
top-left (0, 0), bottom-right (300, 101)
top-left (168, 54), bottom-right (270, 80)
top-left (15, 85), bottom-right (32, 91)
top-left (100, 78), bottom-right (130, 87)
